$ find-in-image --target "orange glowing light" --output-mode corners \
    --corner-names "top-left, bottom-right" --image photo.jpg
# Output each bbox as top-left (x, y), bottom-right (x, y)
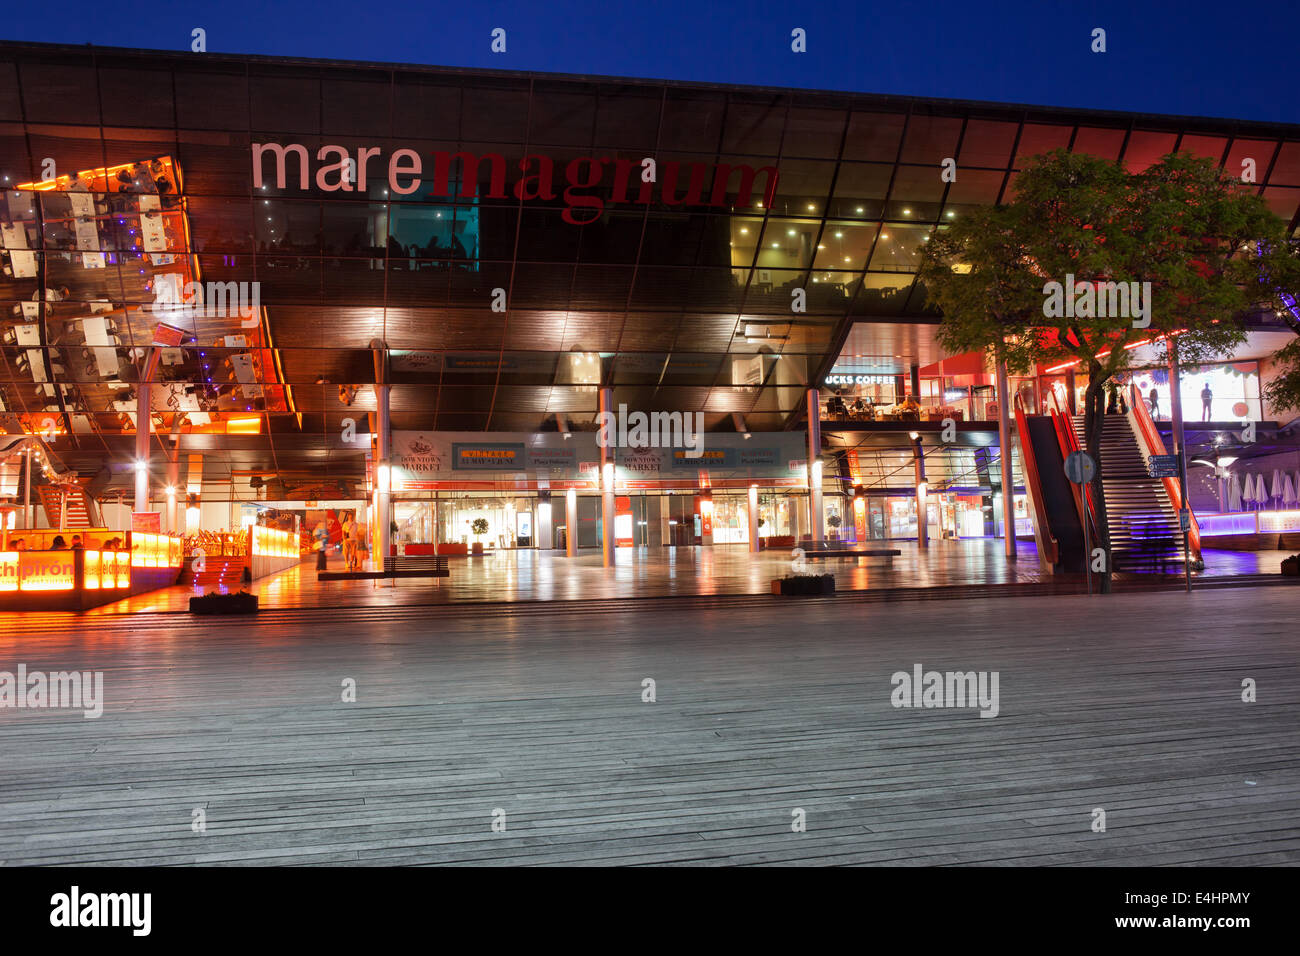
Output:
top-left (225, 416), bottom-right (263, 435)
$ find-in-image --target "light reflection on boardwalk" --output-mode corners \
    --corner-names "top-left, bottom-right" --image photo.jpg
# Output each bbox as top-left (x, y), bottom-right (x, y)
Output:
top-left (41, 541), bottom-right (1300, 616)
top-left (0, 586), bottom-right (1297, 865)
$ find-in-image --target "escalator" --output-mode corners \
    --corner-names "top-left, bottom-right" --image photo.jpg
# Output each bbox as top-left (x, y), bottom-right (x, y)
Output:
top-left (1016, 409), bottom-right (1087, 572)
top-left (1014, 387), bottom-right (1202, 575)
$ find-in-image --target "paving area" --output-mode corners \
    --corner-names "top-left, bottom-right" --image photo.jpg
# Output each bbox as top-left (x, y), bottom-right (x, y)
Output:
top-left (2, 585), bottom-right (1298, 865)
top-left (71, 540), bottom-right (1296, 615)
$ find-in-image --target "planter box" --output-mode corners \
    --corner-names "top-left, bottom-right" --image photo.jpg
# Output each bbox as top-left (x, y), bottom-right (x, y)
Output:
top-left (771, 574), bottom-right (836, 596)
top-left (471, 542), bottom-right (484, 555)
top-left (1282, 555), bottom-right (1300, 577)
top-left (189, 590), bottom-right (259, 615)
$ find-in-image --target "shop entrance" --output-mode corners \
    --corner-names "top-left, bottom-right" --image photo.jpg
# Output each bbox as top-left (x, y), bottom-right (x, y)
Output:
top-left (393, 494), bottom-right (542, 552)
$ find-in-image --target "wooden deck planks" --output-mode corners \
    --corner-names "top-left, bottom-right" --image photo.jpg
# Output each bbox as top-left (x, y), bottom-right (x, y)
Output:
top-left (1, 586), bottom-right (1298, 865)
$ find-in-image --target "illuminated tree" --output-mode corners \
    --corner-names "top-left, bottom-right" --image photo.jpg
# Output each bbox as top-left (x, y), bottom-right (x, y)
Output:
top-left (471, 517), bottom-right (489, 543)
top-left (917, 149), bottom-right (1300, 591)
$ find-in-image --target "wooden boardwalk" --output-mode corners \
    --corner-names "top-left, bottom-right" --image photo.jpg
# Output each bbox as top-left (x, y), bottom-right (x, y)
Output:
top-left (2, 586), bottom-right (1298, 865)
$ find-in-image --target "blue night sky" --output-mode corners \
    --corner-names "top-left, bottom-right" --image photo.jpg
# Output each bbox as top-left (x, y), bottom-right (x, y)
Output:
top-left (2, 0), bottom-right (1297, 125)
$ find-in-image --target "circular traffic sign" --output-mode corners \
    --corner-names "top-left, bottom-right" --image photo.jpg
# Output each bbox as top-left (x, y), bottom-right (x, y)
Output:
top-left (1064, 450), bottom-right (1096, 485)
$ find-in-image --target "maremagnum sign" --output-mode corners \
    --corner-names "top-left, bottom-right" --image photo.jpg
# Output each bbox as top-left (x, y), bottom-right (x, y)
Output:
top-left (251, 144), bottom-right (780, 225)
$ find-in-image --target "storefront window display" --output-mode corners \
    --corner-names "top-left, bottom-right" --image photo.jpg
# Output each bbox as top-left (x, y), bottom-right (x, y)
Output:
top-left (711, 495), bottom-right (750, 544)
top-left (1128, 362), bottom-right (1261, 422)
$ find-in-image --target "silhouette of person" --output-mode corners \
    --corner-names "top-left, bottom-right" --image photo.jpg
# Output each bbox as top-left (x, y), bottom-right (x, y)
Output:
top-left (1201, 382), bottom-right (1213, 421)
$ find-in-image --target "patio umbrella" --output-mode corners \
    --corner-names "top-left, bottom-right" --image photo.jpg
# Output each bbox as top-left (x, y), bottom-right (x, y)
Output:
top-left (1229, 473), bottom-right (1243, 512)
top-left (1272, 469), bottom-right (1285, 508)
top-left (1242, 474), bottom-right (1257, 510)
top-left (1285, 475), bottom-right (1297, 507)
top-left (1256, 474), bottom-right (1270, 510)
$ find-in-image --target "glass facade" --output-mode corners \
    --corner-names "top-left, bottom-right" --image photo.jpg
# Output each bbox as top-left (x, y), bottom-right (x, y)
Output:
top-left (1, 42), bottom-right (1299, 494)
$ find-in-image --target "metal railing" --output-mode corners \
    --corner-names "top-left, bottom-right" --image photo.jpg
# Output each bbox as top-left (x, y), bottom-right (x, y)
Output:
top-left (1047, 389), bottom-right (1102, 544)
top-left (1012, 394), bottom-right (1059, 565)
top-left (1128, 383), bottom-right (1202, 558)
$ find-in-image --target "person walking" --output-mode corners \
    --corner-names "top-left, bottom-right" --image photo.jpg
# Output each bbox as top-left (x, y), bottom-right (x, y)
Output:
top-left (341, 513), bottom-right (357, 572)
top-left (352, 518), bottom-right (368, 571)
top-left (1201, 382), bottom-right (1213, 421)
top-left (1148, 386), bottom-right (1160, 420)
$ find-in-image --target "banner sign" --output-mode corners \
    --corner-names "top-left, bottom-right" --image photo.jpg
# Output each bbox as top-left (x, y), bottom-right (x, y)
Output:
top-left (452, 443), bottom-right (526, 470)
top-left (670, 448), bottom-right (781, 469)
top-left (131, 511), bottom-right (162, 532)
top-left (391, 432), bottom-right (805, 487)
top-left (528, 449), bottom-right (576, 469)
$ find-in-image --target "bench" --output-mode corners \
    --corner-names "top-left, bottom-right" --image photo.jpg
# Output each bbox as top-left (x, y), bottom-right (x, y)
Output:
top-left (800, 547), bottom-right (901, 566)
top-left (319, 555), bottom-right (449, 581)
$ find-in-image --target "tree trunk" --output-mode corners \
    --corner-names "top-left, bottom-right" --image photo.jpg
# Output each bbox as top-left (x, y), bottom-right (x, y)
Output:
top-left (1083, 375), bottom-right (1113, 593)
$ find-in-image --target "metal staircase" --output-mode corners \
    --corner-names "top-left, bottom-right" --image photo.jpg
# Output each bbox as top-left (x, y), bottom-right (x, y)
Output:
top-left (1072, 413), bottom-right (1182, 571)
top-left (37, 482), bottom-right (101, 528)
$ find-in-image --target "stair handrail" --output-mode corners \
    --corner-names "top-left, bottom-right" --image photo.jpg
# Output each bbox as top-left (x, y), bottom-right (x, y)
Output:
top-left (1046, 389), bottom-right (1101, 542)
top-left (1128, 383), bottom-right (1202, 558)
top-left (1011, 395), bottom-right (1059, 565)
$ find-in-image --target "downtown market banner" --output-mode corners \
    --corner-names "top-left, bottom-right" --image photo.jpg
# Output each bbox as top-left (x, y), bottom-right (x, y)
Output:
top-left (385, 431), bottom-right (808, 492)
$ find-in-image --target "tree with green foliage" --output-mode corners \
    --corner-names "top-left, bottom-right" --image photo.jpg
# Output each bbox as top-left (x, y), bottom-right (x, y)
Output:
top-left (471, 517), bottom-right (489, 543)
top-left (1261, 281), bottom-right (1300, 414)
top-left (917, 149), bottom-right (1300, 591)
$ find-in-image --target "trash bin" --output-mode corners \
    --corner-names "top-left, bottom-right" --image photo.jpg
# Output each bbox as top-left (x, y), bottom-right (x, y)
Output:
top-left (316, 548), bottom-right (327, 570)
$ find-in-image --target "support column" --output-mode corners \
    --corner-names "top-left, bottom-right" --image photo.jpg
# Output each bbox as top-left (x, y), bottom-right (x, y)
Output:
top-left (995, 353), bottom-right (1016, 559)
top-left (430, 498), bottom-right (438, 555)
top-left (748, 484), bottom-right (760, 553)
top-left (1168, 347), bottom-right (1188, 488)
top-left (565, 487), bottom-right (578, 557)
top-left (372, 340), bottom-right (392, 573)
top-left (599, 387), bottom-right (616, 567)
top-left (134, 400), bottom-right (150, 515)
top-left (536, 492), bottom-right (553, 551)
top-left (807, 387), bottom-right (824, 544)
top-left (22, 445), bottom-right (31, 530)
top-left (1168, 343), bottom-right (1194, 585)
top-left (909, 365), bottom-right (921, 403)
top-left (134, 347), bottom-right (162, 515)
top-left (184, 454), bottom-right (203, 537)
top-left (165, 453), bottom-right (180, 534)
top-left (1066, 368), bottom-right (1078, 415)
top-left (912, 432), bottom-right (928, 549)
